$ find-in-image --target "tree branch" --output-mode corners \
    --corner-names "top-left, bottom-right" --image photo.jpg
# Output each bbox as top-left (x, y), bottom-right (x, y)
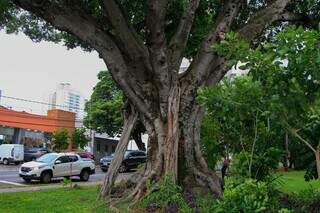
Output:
top-left (285, 126), bottom-right (316, 153)
top-left (278, 11), bottom-right (319, 29)
top-left (168, 0), bottom-right (200, 71)
top-left (203, 0), bottom-right (294, 86)
top-left (101, 0), bottom-right (151, 67)
top-left (146, 0), bottom-right (172, 119)
top-left (146, 0), bottom-right (168, 52)
top-left (185, 0), bottom-right (245, 85)
top-left (238, 0), bottom-right (291, 40)
top-left (12, 0), bottom-right (153, 120)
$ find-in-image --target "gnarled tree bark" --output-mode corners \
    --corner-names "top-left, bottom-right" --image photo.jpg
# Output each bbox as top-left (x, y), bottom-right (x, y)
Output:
top-left (11, 0), bottom-right (297, 202)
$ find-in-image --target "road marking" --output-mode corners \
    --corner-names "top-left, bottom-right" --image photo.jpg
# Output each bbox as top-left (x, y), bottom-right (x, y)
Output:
top-left (0, 180), bottom-right (27, 186)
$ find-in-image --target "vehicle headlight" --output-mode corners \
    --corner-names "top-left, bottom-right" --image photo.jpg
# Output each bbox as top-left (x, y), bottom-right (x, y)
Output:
top-left (33, 166), bottom-right (44, 171)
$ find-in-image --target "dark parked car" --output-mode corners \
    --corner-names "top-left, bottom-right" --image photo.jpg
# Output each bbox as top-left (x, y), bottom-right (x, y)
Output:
top-left (24, 148), bottom-right (50, 162)
top-left (100, 150), bottom-right (146, 173)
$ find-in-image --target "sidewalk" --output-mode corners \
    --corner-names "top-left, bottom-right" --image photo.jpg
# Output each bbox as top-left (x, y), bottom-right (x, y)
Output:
top-left (0, 181), bottom-right (102, 193)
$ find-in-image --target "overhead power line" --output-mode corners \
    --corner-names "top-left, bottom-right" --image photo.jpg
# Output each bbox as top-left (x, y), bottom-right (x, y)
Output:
top-left (1, 95), bottom-right (85, 111)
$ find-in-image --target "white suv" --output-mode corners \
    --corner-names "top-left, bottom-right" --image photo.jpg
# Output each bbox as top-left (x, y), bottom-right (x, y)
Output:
top-left (19, 153), bottom-right (95, 183)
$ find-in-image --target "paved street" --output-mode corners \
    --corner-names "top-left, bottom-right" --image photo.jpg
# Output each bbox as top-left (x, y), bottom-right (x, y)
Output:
top-left (0, 164), bottom-right (132, 186)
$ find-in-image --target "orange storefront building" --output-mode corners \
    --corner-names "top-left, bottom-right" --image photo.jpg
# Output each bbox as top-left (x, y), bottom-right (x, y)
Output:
top-left (0, 106), bottom-right (75, 149)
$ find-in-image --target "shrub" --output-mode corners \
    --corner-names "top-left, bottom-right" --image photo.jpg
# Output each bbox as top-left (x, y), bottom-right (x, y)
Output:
top-left (280, 188), bottom-right (320, 213)
top-left (214, 179), bottom-right (280, 213)
top-left (61, 177), bottom-right (72, 187)
top-left (196, 196), bottom-right (216, 213)
top-left (231, 148), bottom-right (283, 181)
top-left (140, 175), bottom-right (191, 212)
top-left (51, 129), bottom-right (69, 151)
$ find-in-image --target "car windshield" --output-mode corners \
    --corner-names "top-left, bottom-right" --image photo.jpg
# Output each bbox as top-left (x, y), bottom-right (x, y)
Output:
top-left (103, 154), bottom-right (114, 158)
top-left (36, 153), bottom-right (58, 163)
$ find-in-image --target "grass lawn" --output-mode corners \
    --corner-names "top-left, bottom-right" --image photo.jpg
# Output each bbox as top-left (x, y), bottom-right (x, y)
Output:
top-left (0, 186), bottom-right (110, 213)
top-left (277, 170), bottom-right (320, 193)
top-left (1, 171), bottom-right (319, 213)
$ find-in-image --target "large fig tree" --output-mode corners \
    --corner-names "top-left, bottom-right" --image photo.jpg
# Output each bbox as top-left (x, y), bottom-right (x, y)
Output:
top-left (1, 0), bottom-right (318, 199)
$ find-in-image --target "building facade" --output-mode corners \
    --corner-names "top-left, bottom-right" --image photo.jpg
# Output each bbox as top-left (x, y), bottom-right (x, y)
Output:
top-left (0, 107), bottom-right (75, 149)
top-left (49, 83), bottom-right (85, 121)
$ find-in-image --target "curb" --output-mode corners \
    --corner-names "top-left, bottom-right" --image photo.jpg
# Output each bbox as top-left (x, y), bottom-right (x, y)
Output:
top-left (0, 181), bottom-right (102, 193)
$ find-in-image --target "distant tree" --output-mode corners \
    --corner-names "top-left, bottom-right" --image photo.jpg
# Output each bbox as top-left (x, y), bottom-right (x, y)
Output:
top-left (84, 71), bottom-right (123, 136)
top-left (51, 129), bottom-right (69, 152)
top-left (71, 128), bottom-right (90, 150)
top-left (84, 71), bottom-right (146, 151)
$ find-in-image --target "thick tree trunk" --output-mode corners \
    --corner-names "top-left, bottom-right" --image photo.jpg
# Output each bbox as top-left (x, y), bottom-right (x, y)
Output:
top-left (100, 105), bottom-right (138, 198)
top-left (163, 86), bottom-right (180, 180)
top-left (180, 105), bottom-right (222, 197)
top-left (111, 86), bottom-right (223, 201)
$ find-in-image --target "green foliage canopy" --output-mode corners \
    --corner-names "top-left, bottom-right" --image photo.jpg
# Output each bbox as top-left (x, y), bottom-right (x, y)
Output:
top-left (210, 26), bottom-right (320, 180)
top-left (71, 128), bottom-right (90, 150)
top-left (1, 1), bottom-right (319, 58)
top-left (51, 129), bottom-right (69, 151)
top-left (84, 71), bottom-right (123, 136)
top-left (199, 77), bottom-right (284, 179)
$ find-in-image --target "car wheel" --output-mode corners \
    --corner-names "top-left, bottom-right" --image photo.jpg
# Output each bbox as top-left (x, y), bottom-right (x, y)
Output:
top-left (23, 178), bottom-right (31, 183)
top-left (80, 170), bottom-right (90, 181)
top-left (119, 164), bottom-right (127, 173)
top-left (14, 162), bottom-right (20, 165)
top-left (41, 172), bottom-right (52, 184)
top-left (3, 158), bottom-right (9, 165)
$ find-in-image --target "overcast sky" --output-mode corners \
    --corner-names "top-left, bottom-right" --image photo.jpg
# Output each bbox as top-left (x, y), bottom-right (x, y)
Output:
top-left (0, 31), bottom-right (106, 114)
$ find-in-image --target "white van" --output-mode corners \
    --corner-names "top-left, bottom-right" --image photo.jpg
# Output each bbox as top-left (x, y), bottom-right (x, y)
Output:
top-left (0, 144), bottom-right (24, 165)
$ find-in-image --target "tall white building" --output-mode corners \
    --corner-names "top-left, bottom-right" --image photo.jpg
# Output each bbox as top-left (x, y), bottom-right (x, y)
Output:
top-left (49, 83), bottom-right (85, 122)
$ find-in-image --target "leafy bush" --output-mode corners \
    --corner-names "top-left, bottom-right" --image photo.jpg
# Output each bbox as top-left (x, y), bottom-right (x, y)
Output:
top-left (231, 148), bottom-right (283, 181)
top-left (280, 188), bottom-right (320, 213)
top-left (140, 175), bottom-right (191, 212)
top-left (71, 128), bottom-right (90, 149)
top-left (213, 179), bottom-right (280, 213)
top-left (51, 129), bottom-right (69, 151)
top-left (196, 196), bottom-right (216, 213)
top-left (304, 161), bottom-right (318, 181)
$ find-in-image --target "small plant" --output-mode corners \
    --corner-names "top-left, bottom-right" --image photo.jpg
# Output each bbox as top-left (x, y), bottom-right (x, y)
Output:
top-left (140, 174), bottom-right (191, 212)
top-left (61, 177), bottom-right (72, 188)
top-left (213, 179), bottom-right (280, 213)
top-left (196, 196), bottom-right (216, 213)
